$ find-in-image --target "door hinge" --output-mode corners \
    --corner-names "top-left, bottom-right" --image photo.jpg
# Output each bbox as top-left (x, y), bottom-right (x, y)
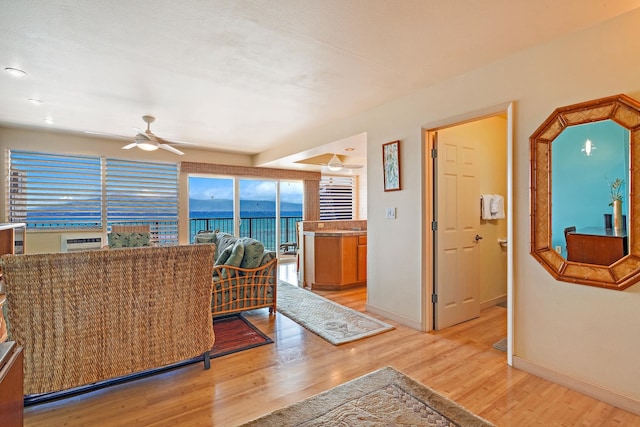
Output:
top-left (431, 293), bottom-right (438, 304)
top-left (431, 148), bottom-right (437, 158)
top-left (431, 221), bottom-right (437, 231)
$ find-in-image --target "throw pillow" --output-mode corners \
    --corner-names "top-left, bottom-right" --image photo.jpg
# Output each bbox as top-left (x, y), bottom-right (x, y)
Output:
top-left (108, 232), bottom-right (150, 248)
top-left (239, 237), bottom-right (264, 269)
top-left (225, 239), bottom-right (245, 267)
top-left (215, 245), bottom-right (233, 266)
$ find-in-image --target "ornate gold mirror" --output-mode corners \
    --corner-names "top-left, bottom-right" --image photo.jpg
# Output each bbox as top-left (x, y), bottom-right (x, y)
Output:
top-left (530, 94), bottom-right (640, 290)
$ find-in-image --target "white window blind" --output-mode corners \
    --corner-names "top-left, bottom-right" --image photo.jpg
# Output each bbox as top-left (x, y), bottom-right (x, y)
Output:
top-left (106, 158), bottom-right (179, 246)
top-left (319, 175), bottom-right (354, 220)
top-left (8, 150), bottom-right (103, 229)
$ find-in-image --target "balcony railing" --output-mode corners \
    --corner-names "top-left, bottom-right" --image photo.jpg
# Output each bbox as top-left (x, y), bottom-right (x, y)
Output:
top-left (189, 216), bottom-right (301, 252)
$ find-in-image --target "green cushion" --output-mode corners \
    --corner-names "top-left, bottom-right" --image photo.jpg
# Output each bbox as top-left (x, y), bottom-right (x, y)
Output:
top-left (194, 232), bottom-right (217, 244)
top-left (108, 232), bottom-right (150, 248)
top-left (215, 245), bottom-right (233, 266)
top-left (225, 240), bottom-right (245, 267)
top-left (216, 232), bottom-right (238, 253)
top-left (239, 237), bottom-right (264, 269)
top-left (259, 251), bottom-right (276, 266)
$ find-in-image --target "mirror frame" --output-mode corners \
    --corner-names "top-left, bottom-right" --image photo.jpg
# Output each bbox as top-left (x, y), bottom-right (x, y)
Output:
top-left (530, 94), bottom-right (640, 290)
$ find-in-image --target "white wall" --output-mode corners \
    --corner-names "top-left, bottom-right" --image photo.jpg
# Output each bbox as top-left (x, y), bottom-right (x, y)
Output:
top-left (261, 8), bottom-right (640, 405)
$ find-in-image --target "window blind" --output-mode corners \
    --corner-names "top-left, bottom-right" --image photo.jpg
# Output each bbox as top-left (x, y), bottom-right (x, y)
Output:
top-left (8, 150), bottom-right (103, 229)
top-left (106, 158), bottom-right (179, 245)
top-left (319, 175), bottom-right (354, 220)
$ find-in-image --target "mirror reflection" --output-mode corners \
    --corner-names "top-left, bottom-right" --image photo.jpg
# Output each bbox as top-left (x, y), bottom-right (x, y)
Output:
top-left (551, 120), bottom-right (630, 264)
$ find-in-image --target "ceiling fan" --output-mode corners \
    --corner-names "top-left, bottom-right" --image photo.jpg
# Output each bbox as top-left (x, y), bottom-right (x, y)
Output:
top-left (122, 116), bottom-right (193, 156)
top-left (326, 153), bottom-right (364, 171)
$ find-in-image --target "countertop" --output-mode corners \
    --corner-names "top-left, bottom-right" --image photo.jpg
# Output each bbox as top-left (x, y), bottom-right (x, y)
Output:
top-left (303, 230), bottom-right (367, 237)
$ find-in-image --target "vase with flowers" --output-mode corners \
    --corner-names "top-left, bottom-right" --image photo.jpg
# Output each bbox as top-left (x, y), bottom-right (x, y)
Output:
top-left (607, 177), bottom-right (624, 230)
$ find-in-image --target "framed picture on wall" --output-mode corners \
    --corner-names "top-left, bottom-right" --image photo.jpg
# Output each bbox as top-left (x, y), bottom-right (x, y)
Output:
top-left (383, 140), bottom-right (401, 191)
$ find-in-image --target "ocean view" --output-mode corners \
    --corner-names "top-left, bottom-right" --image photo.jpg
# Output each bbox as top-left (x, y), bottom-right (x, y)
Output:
top-left (189, 203), bottom-right (303, 250)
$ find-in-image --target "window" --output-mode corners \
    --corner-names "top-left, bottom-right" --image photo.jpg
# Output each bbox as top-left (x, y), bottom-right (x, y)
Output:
top-left (106, 158), bottom-right (179, 246)
top-left (8, 151), bottom-right (102, 229)
top-left (319, 176), bottom-right (354, 220)
top-left (7, 151), bottom-right (179, 245)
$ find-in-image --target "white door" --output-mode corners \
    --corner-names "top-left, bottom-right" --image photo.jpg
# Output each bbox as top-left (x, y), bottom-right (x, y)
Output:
top-left (434, 131), bottom-right (481, 330)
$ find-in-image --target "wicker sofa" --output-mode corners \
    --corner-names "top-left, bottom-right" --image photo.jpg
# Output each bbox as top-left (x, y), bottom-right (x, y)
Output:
top-left (0, 244), bottom-right (216, 395)
top-left (194, 231), bottom-right (277, 316)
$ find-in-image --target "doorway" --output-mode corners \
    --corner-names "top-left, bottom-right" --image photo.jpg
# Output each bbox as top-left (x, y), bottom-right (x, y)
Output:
top-left (424, 103), bottom-right (513, 364)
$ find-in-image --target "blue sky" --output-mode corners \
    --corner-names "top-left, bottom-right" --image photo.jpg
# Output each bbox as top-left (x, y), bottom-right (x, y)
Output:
top-left (189, 177), bottom-right (303, 204)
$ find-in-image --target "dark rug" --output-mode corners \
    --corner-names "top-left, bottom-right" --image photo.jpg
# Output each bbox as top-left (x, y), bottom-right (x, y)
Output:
top-left (212, 314), bottom-right (273, 358)
top-left (25, 314), bottom-right (272, 406)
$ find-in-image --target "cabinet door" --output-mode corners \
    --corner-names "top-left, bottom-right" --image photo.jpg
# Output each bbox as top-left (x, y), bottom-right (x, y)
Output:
top-left (357, 244), bottom-right (367, 282)
top-left (314, 236), bottom-right (342, 284)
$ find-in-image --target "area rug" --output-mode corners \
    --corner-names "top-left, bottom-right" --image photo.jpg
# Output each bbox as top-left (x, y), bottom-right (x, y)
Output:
top-left (240, 366), bottom-right (495, 426)
top-left (212, 314), bottom-right (273, 358)
top-left (492, 337), bottom-right (507, 352)
top-left (276, 281), bottom-right (394, 345)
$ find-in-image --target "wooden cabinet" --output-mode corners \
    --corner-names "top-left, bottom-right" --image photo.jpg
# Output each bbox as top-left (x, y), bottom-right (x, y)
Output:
top-left (566, 228), bottom-right (627, 265)
top-left (303, 231), bottom-right (366, 290)
top-left (0, 223), bottom-right (26, 256)
top-left (0, 223), bottom-right (26, 344)
top-left (357, 235), bottom-right (367, 282)
top-left (0, 342), bottom-right (23, 427)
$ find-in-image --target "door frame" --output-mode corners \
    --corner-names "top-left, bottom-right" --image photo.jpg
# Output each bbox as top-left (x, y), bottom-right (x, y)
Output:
top-left (422, 102), bottom-right (514, 365)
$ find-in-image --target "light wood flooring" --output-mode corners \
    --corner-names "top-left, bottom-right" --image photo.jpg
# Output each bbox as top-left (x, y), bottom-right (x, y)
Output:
top-left (23, 261), bottom-right (640, 426)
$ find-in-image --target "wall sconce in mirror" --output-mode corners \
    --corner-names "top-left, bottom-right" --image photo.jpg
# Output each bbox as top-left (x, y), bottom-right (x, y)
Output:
top-left (530, 94), bottom-right (640, 290)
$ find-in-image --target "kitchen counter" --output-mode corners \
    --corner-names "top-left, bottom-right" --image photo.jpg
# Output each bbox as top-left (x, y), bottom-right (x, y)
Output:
top-left (303, 230), bottom-right (367, 290)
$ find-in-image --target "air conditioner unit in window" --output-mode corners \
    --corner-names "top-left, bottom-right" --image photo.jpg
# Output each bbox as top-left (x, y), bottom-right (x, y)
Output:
top-left (61, 233), bottom-right (105, 252)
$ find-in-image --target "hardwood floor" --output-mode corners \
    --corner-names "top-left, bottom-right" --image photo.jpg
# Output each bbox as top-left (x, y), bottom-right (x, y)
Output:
top-left (23, 264), bottom-right (640, 426)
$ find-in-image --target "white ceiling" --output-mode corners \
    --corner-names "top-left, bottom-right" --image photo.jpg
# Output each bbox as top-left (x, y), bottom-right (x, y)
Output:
top-left (2, 0), bottom-right (639, 165)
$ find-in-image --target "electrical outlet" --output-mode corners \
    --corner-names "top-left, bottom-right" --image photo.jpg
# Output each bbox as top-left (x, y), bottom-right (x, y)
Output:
top-left (555, 245), bottom-right (562, 253)
top-left (386, 207), bottom-right (396, 219)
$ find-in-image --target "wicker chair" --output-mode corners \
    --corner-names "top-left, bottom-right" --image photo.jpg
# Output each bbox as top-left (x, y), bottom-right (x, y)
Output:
top-left (0, 244), bottom-right (216, 395)
top-left (195, 230), bottom-right (278, 317)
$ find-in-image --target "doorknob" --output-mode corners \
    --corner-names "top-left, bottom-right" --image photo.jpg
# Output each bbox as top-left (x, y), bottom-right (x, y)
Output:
top-left (474, 234), bottom-right (483, 242)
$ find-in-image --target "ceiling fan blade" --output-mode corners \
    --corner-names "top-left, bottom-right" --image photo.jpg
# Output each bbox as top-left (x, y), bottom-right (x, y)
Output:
top-left (158, 144), bottom-right (185, 156)
top-left (157, 136), bottom-right (197, 146)
top-left (122, 142), bottom-right (137, 149)
top-left (343, 164), bottom-right (364, 169)
top-left (85, 131), bottom-right (131, 141)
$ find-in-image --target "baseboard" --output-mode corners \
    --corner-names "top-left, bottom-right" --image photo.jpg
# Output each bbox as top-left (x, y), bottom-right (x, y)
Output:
top-left (365, 303), bottom-right (422, 331)
top-left (513, 356), bottom-right (640, 415)
top-left (480, 294), bottom-right (507, 310)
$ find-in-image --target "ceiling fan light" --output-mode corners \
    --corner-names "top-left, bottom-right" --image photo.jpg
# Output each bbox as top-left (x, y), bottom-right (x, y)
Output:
top-left (327, 154), bottom-right (343, 171)
top-left (137, 141), bottom-right (159, 151)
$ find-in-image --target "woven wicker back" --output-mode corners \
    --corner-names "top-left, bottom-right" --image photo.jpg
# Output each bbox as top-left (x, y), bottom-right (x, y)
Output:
top-left (1, 244), bottom-right (216, 394)
top-left (111, 224), bottom-right (151, 233)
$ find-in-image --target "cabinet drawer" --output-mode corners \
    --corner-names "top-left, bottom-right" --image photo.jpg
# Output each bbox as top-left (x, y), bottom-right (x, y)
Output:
top-left (358, 235), bottom-right (367, 245)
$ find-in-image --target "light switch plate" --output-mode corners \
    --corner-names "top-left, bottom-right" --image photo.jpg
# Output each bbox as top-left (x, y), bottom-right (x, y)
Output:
top-left (386, 207), bottom-right (396, 219)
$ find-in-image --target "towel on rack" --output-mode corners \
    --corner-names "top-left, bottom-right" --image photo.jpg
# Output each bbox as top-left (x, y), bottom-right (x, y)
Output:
top-left (481, 194), bottom-right (493, 220)
top-left (481, 194), bottom-right (505, 220)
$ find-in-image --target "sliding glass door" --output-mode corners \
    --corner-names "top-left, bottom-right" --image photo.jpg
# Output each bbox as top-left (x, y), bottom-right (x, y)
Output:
top-left (189, 176), bottom-right (303, 253)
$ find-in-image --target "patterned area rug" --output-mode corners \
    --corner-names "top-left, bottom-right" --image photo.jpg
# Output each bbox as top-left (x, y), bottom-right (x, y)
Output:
top-left (276, 281), bottom-right (394, 345)
top-left (492, 337), bottom-right (507, 352)
top-left (240, 366), bottom-right (495, 426)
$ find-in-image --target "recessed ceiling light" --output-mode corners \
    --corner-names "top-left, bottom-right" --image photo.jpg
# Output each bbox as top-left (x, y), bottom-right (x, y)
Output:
top-left (345, 147), bottom-right (355, 152)
top-left (43, 118), bottom-right (54, 125)
top-left (28, 98), bottom-right (44, 105)
top-left (5, 67), bottom-right (27, 77)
